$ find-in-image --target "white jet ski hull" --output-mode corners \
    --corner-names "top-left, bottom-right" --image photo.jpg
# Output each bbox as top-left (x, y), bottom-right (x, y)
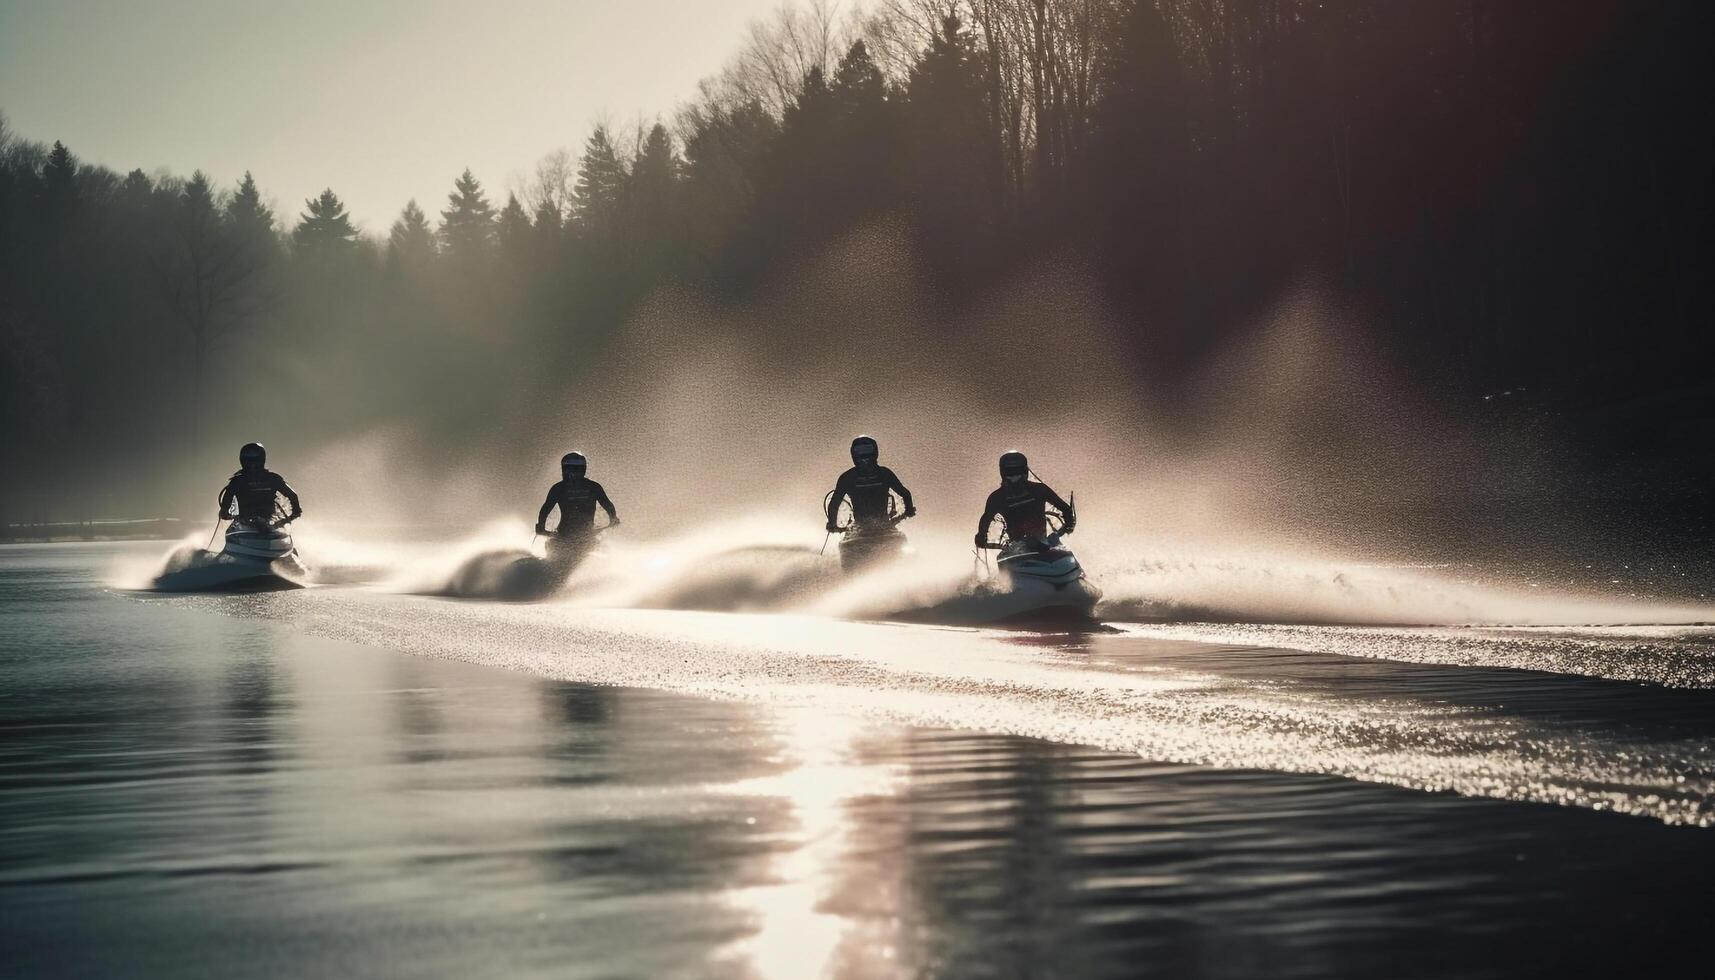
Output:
top-left (985, 533), bottom-right (1101, 622)
top-left (150, 551), bottom-right (309, 592)
top-left (893, 532), bottom-right (1101, 626)
top-left (150, 523), bottom-right (309, 592)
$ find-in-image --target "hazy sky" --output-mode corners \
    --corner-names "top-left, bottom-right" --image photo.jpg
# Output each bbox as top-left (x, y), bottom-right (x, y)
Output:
top-left (0, 0), bottom-right (787, 232)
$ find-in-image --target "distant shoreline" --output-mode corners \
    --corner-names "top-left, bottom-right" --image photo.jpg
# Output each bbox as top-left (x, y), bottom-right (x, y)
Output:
top-left (1, 518), bottom-right (185, 543)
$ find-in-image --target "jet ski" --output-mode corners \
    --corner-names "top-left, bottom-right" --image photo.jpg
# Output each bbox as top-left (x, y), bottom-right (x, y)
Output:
top-left (151, 519), bottom-right (310, 592)
top-left (886, 529), bottom-right (1101, 627)
top-left (825, 482), bottom-right (915, 573)
top-left (442, 525), bottom-right (609, 601)
top-left (969, 520), bottom-right (1101, 623)
top-left (995, 533), bottom-right (1100, 608)
top-left (836, 514), bottom-right (911, 573)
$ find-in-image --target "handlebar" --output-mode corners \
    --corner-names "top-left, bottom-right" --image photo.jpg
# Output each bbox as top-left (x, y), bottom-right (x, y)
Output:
top-left (834, 512), bottom-right (912, 533)
top-left (538, 519), bottom-right (618, 535)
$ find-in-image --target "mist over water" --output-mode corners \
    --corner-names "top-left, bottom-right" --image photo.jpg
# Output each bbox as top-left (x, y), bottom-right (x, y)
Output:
top-left (179, 223), bottom-right (1696, 632)
top-left (11, 7), bottom-right (1715, 974)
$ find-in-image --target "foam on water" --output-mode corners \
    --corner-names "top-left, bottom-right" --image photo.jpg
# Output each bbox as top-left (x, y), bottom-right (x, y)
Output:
top-left (117, 513), bottom-right (1715, 630)
top-left (145, 587), bottom-right (1715, 827)
top-left (1113, 622), bottom-right (1715, 687)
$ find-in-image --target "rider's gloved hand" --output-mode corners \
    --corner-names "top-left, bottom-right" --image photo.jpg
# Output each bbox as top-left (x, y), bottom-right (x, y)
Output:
top-left (534, 523), bottom-right (547, 535)
top-left (973, 532), bottom-right (986, 548)
top-left (1063, 515), bottom-right (1076, 534)
top-left (610, 517), bottom-right (622, 527)
top-left (903, 506), bottom-right (917, 518)
top-left (826, 521), bottom-right (841, 533)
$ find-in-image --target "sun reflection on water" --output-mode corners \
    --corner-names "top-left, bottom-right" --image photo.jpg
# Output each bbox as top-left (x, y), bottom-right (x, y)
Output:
top-left (715, 707), bottom-right (905, 978)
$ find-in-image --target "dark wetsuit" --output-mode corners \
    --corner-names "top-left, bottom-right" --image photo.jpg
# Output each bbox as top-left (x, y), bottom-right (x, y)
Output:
top-left (976, 480), bottom-right (1071, 542)
top-left (538, 478), bottom-right (617, 536)
top-left (828, 465), bottom-right (913, 528)
top-left (219, 468), bottom-right (301, 525)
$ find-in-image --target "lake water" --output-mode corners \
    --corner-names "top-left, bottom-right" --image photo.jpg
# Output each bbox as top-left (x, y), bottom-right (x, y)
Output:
top-left (3, 542), bottom-right (1713, 977)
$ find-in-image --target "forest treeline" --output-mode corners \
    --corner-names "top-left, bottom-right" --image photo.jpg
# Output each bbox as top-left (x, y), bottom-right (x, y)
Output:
top-left (2, 0), bottom-right (1709, 522)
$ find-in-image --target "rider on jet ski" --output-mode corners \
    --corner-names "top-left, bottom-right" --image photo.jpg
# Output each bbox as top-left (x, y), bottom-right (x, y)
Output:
top-left (974, 451), bottom-right (1074, 549)
top-left (218, 442), bottom-right (302, 527)
top-left (826, 435), bottom-right (916, 533)
top-left (536, 451), bottom-right (619, 538)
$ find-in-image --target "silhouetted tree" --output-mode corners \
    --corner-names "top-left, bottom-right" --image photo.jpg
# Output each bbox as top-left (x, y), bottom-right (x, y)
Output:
top-left (827, 39), bottom-right (900, 222)
top-left (624, 123), bottom-right (683, 275)
top-left (40, 140), bottom-right (77, 215)
top-left (155, 171), bottom-right (270, 465)
top-left (224, 171), bottom-right (273, 251)
top-left (118, 168), bottom-right (153, 209)
top-left (903, 13), bottom-right (1005, 280)
top-left (764, 65), bottom-right (839, 248)
top-left (292, 188), bottom-right (358, 255)
top-left (439, 168), bottom-right (495, 261)
top-left (227, 172), bottom-right (273, 234)
top-left (496, 192), bottom-right (531, 267)
top-left (680, 97), bottom-right (778, 279)
top-left (1085, 0), bottom-right (1190, 325)
top-left (571, 126), bottom-right (625, 234)
top-left (3, 0), bottom-right (1715, 537)
top-left (388, 198), bottom-right (436, 274)
top-left (531, 197), bottom-right (562, 240)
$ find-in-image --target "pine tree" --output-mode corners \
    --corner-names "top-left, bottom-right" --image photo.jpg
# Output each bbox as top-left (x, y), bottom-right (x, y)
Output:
top-left (768, 65), bottom-right (839, 245)
top-left (439, 168), bottom-right (494, 259)
top-left (496, 193), bottom-right (531, 260)
top-left (180, 171), bottom-right (218, 228)
top-left (293, 188), bottom-right (358, 253)
top-left (120, 168), bottom-right (153, 205)
top-left (532, 197), bottom-right (562, 236)
top-left (224, 171), bottom-right (278, 271)
top-left (632, 124), bottom-right (678, 189)
top-left (40, 140), bottom-right (77, 213)
top-left (161, 171), bottom-right (270, 464)
top-left (571, 126), bottom-right (625, 233)
top-left (903, 14), bottom-right (1006, 270)
top-left (784, 66), bottom-right (835, 133)
top-left (680, 99), bottom-right (779, 275)
top-left (828, 39), bottom-right (898, 219)
top-left (388, 199), bottom-right (436, 272)
top-left (831, 40), bottom-right (886, 115)
top-left (227, 171), bottom-right (274, 236)
top-left (626, 123), bottom-right (682, 271)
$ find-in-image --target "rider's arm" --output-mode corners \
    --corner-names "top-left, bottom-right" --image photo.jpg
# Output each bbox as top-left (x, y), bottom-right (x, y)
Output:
top-left (974, 491), bottom-right (1001, 544)
top-left (1038, 483), bottom-right (1074, 530)
top-left (887, 469), bottom-right (915, 514)
top-left (274, 474), bottom-right (303, 522)
top-left (826, 472), bottom-right (852, 528)
top-left (594, 482), bottom-right (618, 522)
top-left (1037, 483), bottom-right (1071, 513)
top-left (537, 483), bottom-right (561, 530)
top-left (217, 479), bottom-right (236, 517)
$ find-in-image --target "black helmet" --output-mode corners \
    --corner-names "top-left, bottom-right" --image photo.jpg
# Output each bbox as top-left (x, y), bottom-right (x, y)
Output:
top-left (850, 435), bottom-right (878, 466)
top-left (999, 450), bottom-right (1028, 483)
top-left (239, 442), bottom-right (266, 469)
top-left (561, 451), bottom-right (587, 477)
